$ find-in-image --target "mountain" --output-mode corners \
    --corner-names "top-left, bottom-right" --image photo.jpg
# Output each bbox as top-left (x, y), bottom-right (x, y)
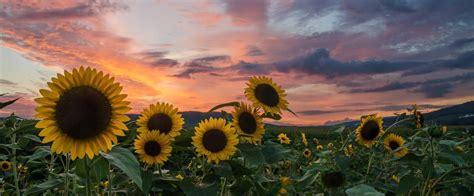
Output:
top-left (127, 101), bottom-right (474, 128)
top-left (339, 101), bottom-right (474, 127)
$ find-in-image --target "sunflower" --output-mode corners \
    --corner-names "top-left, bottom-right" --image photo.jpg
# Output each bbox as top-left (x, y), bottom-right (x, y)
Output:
top-left (1, 161), bottom-right (11, 171)
top-left (176, 174), bottom-right (185, 181)
top-left (355, 114), bottom-right (384, 147)
top-left (383, 134), bottom-right (408, 158)
top-left (316, 145), bottom-right (323, 151)
top-left (35, 67), bottom-right (131, 160)
top-left (136, 102), bottom-right (184, 140)
top-left (231, 102), bottom-right (265, 143)
top-left (301, 133), bottom-right (308, 146)
top-left (321, 171), bottom-right (345, 189)
top-left (17, 164), bottom-right (28, 174)
top-left (312, 137), bottom-right (319, 145)
top-left (134, 131), bottom-right (172, 165)
top-left (244, 76), bottom-right (288, 114)
top-left (303, 148), bottom-right (311, 158)
top-left (192, 118), bottom-right (238, 163)
top-left (344, 144), bottom-right (354, 156)
top-left (280, 176), bottom-right (291, 186)
top-left (278, 188), bottom-right (288, 195)
top-left (391, 175), bottom-right (400, 184)
top-left (327, 143), bottom-right (334, 150)
top-left (413, 105), bottom-right (424, 129)
top-left (277, 133), bottom-right (291, 144)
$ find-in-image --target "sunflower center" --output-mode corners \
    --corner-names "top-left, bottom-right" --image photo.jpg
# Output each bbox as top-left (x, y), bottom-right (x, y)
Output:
top-left (55, 86), bottom-right (112, 139)
top-left (144, 141), bottom-right (161, 156)
top-left (202, 129), bottom-right (228, 152)
top-left (238, 112), bottom-right (257, 134)
top-left (322, 172), bottom-right (344, 188)
top-left (389, 141), bottom-right (400, 150)
top-left (254, 84), bottom-right (279, 107)
top-left (147, 113), bottom-right (173, 133)
top-left (361, 120), bottom-right (380, 140)
top-left (2, 163), bottom-right (9, 169)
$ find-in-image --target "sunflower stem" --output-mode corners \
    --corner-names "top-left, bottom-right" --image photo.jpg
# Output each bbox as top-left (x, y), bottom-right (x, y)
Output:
top-left (85, 158), bottom-right (91, 196)
top-left (11, 133), bottom-right (20, 196)
top-left (365, 152), bottom-right (375, 182)
top-left (220, 177), bottom-right (227, 196)
top-left (158, 164), bottom-right (163, 176)
top-left (64, 154), bottom-right (70, 196)
top-left (108, 162), bottom-right (112, 196)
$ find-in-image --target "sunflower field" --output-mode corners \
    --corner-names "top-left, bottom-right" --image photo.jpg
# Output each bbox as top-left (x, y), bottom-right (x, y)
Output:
top-left (0, 67), bottom-right (473, 195)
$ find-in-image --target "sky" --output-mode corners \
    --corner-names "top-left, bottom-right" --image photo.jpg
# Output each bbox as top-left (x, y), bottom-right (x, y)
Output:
top-left (1, 0), bottom-right (473, 125)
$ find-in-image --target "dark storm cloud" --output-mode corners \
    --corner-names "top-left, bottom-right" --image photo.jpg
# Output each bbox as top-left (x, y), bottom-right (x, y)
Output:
top-left (298, 103), bottom-right (448, 116)
top-left (173, 62), bottom-right (217, 78)
top-left (192, 55), bottom-right (231, 64)
top-left (350, 72), bottom-right (474, 98)
top-left (150, 59), bottom-right (179, 67)
top-left (450, 37), bottom-right (474, 48)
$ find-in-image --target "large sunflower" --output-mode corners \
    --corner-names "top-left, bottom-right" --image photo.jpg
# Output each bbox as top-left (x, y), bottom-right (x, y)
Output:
top-left (35, 67), bottom-right (131, 160)
top-left (192, 118), bottom-right (238, 163)
top-left (355, 114), bottom-right (384, 147)
top-left (134, 131), bottom-right (172, 165)
top-left (244, 76), bottom-right (288, 114)
top-left (136, 102), bottom-right (184, 140)
top-left (383, 134), bottom-right (408, 158)
top-left (231, 102), bottom-right (265, 143)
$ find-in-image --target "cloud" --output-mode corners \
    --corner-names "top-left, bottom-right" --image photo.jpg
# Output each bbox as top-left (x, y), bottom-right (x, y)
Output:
top-left (173, 62), bottom-right (218, 78)
top-left (0, 79), bottom-right (16, 85)
top-left (245, 45), bottom-right (264, 56)
top-left (224, 0), bottom-right (268, 26)
top-left (192, 55), bottom-right (231, 64)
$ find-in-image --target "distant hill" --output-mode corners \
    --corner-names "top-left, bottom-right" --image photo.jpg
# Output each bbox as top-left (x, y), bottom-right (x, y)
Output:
top-left (127, 111), bottom-right (222, 128)
top-left (339, 101), bottom-right (474, 127)
top-left (127, 101), bottom-right (474, 128)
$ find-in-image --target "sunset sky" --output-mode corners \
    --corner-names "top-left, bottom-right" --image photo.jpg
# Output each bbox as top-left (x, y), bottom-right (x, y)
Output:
top-left (1, 0), bottom-right (473, 125)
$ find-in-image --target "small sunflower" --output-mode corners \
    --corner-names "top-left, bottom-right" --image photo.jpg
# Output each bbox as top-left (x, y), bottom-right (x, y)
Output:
top-left (136, 102), bottom-right (184, 140)
top-left (35, 67), bottom-right (131, 160)
top-left (245, 76), bottom-right (288, 114)
top-left (278, 188), bottom-right (288, 195)
top-left (321, 171), bottom-right (345, 189)
top-left (383, 134), bottom-right (408, 158)
top-left (176, 174), bottom-right (184, 181)
top-left (277, 133), bottom-right (291, 145)
top-left (391, 175), bottom-right (400, 184)
top-left (316, 145), bottom-right (323, 151)
top-left (231, 102), bottom-right (265, 143)
top-left (327, 143), bottom-right (334, 150)
top-left (17, 164), bottom-right (28, 174)
top-left (134, 131), bottom-right (172, 165)
top-left (355, 114), bottom-right (384, 147)
top-left (280, 176), bottom-right (291, 186)
top-left (312, 137), bottom-right (319, 145)
top-left (301, 133), bottom-right (308, 146)
top-left (192, 118), bottom-right (238, 163)
top-left (344, 144), bottom-right (354, 156)
top-left (1, 161), bottom-right (11, 171)
top-left (303, 148), bottom-right (311, 158)
top-left (413, 106), bottom-right (424, 129)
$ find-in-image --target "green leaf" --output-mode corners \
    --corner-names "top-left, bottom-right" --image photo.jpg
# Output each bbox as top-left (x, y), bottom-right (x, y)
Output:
top-left (333, 126), bottom-right (346, 134)
top-left (285, 108), bottom-right (298, 116)
top-left (438, 151), bottom-right (465, 166)
top-left (24, 178), bottom-right (63, 194)
top-left (179, 178), bottom-right (219, 196)
top-left (261, 113), bottom-right (282, 120)
top-left (397, 174), bottom-right (419, 193)
top-left (10, 120), bottom-right (39, 136)
top-left (335, 155), bottom-right (351, 171)
top-left (207, 102), bottom-right (239, 113)
top-left (25, 147), bottom-right (50, 163)
top-left (230, 177), bottom-right (253, 194)
top-left (75, 157), bottom-right (109, 184)
top-left (212, 162), bottom-right (233, 177)
top-left (101, 146), bottom-right (143, 190)
top-left (141, 170), bottom-right (153, 195)
top-left (0, 98), bottom-right (19, 109)
top-left (21, 134), bottom-right (42, 143)
top-left (0, 143), bottom-right (22, 150)
top-left (296, 170), bottom-right (319, 190)
top-left (262, 141), bottom-right (291, 164)
top-left (237, 143), bottom-right (266, 165)
top-left (346, 184), bottom-right (384, 196)
top-left (226, 160), bottom-right (254, 176)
